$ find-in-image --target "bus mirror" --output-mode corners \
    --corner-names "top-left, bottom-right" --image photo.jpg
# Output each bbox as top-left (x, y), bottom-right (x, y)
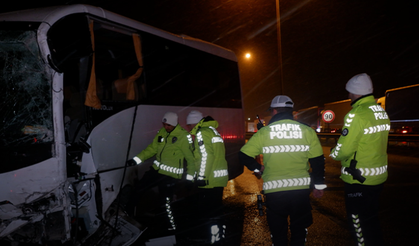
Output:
top-left (47, 15), bottom-right (93, 72)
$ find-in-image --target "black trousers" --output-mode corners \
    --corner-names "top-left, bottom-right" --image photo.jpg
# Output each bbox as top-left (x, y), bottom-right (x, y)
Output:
top-left (122, 167), bottom-right (177, 217)
top-left (188, 187), bottom-right (225, 239)
top-left (195, 187), bottom-right (224, 218)
top-left (344, 183), bottom-right (384, 246)
top-left (265, 189), bottom-right (313, 246)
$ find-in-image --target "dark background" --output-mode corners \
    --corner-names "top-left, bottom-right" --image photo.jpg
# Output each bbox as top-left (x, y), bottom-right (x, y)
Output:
top-left (2, 0), bottom-right (418, 120)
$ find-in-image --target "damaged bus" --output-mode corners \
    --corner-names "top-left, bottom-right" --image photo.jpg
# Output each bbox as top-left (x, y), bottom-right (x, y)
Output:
top-left (0, 4), bottom-right (244, 245)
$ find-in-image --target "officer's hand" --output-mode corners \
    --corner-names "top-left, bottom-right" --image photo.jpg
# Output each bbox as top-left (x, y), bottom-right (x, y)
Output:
top-left (257, 122), bottom-right (264, 130)
top-left (195, 180), bottom-right (207, 187)
top-left (126, 159), bottom-right (137, 166)
top-left (312, 189), bottom-right (324, 198)
top-left (253, 165), bottom-right (265, 179)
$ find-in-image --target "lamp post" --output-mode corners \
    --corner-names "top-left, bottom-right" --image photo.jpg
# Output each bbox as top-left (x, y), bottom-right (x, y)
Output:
top-left (276, 0), bottom-right (284, 94)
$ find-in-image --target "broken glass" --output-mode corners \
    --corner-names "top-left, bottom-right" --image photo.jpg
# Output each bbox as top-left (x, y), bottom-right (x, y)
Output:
top-left (0, 29), bottom-right (53, 172)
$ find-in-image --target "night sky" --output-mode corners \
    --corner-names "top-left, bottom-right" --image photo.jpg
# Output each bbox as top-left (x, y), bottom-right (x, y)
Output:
top-left (3, 0), bottom-right (418, 120)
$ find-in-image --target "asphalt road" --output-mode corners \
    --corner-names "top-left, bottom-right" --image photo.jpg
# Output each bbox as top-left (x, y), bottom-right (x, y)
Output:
top-left (135, 141), bottom-right (418, 245)
top-left (221, 142), bottom-right (419, 246)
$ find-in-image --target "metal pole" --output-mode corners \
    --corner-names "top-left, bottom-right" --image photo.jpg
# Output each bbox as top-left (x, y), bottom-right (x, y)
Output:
top-left (276, 0), bottom-right (284, 94)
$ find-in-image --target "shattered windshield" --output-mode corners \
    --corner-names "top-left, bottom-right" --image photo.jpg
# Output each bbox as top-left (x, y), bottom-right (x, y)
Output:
top-left (0, 29), bottom-right (53, 173)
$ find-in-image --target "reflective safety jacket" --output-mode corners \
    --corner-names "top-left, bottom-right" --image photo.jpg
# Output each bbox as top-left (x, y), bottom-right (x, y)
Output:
top-left (189, 116), bottom-right (228, 189)
top-left (135, 124), bottom-right (195, 180)
top-left (240, 112), bottom-right (324, 194)
top-left (330, 95), bottom-right (390, 185)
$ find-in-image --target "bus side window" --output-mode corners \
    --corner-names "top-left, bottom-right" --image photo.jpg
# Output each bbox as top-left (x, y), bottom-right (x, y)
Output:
top-left (94, 28), bottom-right (143, 103)
top-left (112, 77), bottom-right (139, 101)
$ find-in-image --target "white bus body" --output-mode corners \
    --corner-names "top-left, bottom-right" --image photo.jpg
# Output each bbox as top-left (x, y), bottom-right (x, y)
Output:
top-left (0, 5), bottom-right (244, 245)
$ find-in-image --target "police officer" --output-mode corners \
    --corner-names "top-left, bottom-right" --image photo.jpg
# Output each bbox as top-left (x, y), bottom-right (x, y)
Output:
top-left (330, 73), bottom-right (390, 245)
top-left (239, 95), bottom-right (326, 246)
top-left (186, 110), bottom-right (228, 244)
top-left (126, 111), bottom-right (195, 231)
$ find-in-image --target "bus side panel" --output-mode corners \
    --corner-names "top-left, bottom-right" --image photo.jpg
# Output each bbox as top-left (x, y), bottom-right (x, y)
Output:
top-left (80, 107), bottom-right (139, 216)
top-left (129, 105), bottom-right (245, 180)
top-left (81, 105), bottom-right (244, 217)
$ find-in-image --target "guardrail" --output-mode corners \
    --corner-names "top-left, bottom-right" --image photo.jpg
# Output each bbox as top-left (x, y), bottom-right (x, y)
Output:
top-left (387, 134), bottom-right (419, 142)
top-left (317, 133), bottom-right (419, 142)
top-left (316, 133), bottom-right (340, 139)
top-left (246, 132), bottom-right (419, 142)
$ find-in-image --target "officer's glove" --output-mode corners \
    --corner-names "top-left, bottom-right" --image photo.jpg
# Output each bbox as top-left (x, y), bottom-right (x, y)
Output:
top-left (127, 157), bottom-right (141, 166)
top-left (126, 159), bottom-right (137, 166)
top-left (257, 122), bottom-right (264, 130)
top-left (195, 179), bottom-right (207, 187)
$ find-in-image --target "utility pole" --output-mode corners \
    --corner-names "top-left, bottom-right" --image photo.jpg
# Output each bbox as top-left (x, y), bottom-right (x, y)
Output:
top-left (276, 0), bottom-right (284, 94)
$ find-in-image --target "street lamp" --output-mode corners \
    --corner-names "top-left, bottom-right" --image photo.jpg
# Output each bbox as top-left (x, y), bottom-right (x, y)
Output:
top-left (276, 0), bottom-right (284, 94)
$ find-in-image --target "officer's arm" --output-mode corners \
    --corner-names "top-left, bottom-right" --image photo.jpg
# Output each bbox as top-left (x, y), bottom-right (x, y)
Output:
top-left (181, 135), bottom-right (196, 181)
top-left (240, 130), bottom-right (264, 177)
top-left (195, 129), bottom-right (215, 184)
top-left (137, 135), bottom-right (159, 161)
top-left (127, 132), bottom-right (159, 165)
top-left (238, 151), bottom-right (263, 172)
top-left (310, 155), bottom-right (327, 190)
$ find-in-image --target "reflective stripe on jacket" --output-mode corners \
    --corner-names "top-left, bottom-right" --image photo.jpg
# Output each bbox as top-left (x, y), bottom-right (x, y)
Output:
top-left (190, 118), bottom-right (229, 188)
top-left (330, 95), bottom-right (390, 185)
top-left (240, 114), bottom-right (324, 194)
top-left (136, 124), bottom-right (195, 179)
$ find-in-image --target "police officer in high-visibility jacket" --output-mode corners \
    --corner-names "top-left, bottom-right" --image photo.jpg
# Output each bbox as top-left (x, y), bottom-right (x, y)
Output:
top-left (126, 112), bottom-right (195, 231)
top-left (330, 73), bottom-right (390, 246)
top-left (239, 95), bottom-right (326, 246)
top-left (186, 110), bottom-right (228, 244)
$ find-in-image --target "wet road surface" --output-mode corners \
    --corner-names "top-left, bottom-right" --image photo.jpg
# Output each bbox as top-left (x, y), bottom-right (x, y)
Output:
top-left (135, 142), bottom-right (419, 245)
top-left (222, 143), bottom-right (419, 246)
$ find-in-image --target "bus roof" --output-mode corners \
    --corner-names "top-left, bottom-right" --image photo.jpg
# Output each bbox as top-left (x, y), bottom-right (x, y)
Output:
top-left (324, 99), bottom-right (351, 106)
top-left (385, 84), bottom-right (419, 94)
top-left (0, 4), bottom-right (238, 62)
